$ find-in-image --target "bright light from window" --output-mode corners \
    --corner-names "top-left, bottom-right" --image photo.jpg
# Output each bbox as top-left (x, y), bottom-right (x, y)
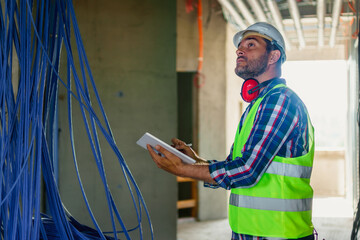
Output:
top-left (282, 60), bottom-right (347, 149)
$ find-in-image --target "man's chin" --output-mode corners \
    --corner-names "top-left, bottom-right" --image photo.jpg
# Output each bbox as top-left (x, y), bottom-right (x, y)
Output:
top-left (235, 71), bottom-right (254, 80)
top-left (235, 68), bottom-right (245, 78)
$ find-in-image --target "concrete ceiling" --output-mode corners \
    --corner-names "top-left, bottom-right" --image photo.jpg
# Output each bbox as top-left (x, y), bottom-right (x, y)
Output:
top-left (217, 0), bottom-right (357, 53)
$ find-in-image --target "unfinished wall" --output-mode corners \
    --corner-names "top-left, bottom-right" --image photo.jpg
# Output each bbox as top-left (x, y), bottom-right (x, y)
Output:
top-left (177, 0), bottom-right (229, 220)
top-left (57, 1), bottom-right (177, 239)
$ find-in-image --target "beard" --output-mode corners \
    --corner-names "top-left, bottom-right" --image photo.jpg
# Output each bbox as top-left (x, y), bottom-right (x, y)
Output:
top-left (235, 52), bottom-right (269, 79)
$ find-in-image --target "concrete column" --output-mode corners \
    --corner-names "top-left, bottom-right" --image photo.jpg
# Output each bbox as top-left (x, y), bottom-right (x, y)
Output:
top-left (177, 0), bottom-right (229, 220)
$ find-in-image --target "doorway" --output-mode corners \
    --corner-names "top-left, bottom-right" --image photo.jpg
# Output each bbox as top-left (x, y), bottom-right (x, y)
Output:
top-left (177, 71), bottom-right (198, 219)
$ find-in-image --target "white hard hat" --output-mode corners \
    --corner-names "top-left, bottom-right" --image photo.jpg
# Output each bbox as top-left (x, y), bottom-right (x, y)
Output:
top-left (233, 22), bottom-right (286, 63)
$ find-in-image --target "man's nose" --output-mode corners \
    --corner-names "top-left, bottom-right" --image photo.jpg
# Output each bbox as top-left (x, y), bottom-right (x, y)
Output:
top-left (236, 47), bottom-right (244, 56)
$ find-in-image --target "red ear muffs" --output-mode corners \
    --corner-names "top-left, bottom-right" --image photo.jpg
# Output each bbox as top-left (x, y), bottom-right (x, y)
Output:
top-left (241, 78), bottom-right (260, 103)
top-left (241, 78), bottom-right (274, 103)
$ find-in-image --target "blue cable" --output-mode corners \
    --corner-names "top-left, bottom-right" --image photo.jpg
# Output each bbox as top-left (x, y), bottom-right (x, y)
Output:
top-left (54, 0), bottom-right (152, 238)
top-left (0, 0), bottom-right (154, 239)
top-left (57, 1), bottom-right (143, 238)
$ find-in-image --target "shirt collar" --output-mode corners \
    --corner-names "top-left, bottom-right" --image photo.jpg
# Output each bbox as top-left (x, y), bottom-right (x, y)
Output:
top-left (252, 77), bottom-right (286, 103)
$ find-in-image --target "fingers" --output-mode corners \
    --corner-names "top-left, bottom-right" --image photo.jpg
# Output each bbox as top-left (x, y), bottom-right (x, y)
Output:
top-left (147, 144), bottom-right (164, 170)
top-left (155, 145), bottom-right (177, 160)
top-left (146, 144), bottom-right (180, 164)
top-left (146, 144), bottom-right (160, 158)
top-left (171, 138), bottom-right (188, 151)
top-left (170, 138), bottom-right (199, 162)
top-left (146, 144), bottom-right (183, 176)
top-left (171, 138), bottom-right (184, 147)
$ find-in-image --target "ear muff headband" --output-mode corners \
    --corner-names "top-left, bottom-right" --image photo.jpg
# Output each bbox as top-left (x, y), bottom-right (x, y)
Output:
top-left (240, 78), bottom-right (273, 103)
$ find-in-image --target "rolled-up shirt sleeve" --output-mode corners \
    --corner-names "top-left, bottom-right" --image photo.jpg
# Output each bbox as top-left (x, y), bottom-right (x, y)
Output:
top-left (203, 157), bottom-right (231, 189)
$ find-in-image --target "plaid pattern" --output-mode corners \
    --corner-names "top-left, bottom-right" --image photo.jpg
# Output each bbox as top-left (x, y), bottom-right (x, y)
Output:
top-left (205, 78), bottom-right (313, 239)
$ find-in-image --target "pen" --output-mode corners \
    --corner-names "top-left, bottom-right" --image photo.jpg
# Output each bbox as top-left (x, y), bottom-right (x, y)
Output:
top-left (186, 143), bottom-right (192, 147)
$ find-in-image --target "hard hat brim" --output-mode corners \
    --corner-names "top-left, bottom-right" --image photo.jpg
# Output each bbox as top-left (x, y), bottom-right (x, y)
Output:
top-left (233, 31), bottom-right (273, 47)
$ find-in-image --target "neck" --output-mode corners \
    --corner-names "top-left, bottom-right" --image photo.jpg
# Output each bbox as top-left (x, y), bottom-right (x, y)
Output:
top-left (256, 67), bottom-right (281, 93)
top-left (256, 66), bottom-right (281, 84)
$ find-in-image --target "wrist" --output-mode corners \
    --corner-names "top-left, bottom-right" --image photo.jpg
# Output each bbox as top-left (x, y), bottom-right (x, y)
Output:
top-left (194, 161), bottom-right (208, 165)
top-left (195, 157), bottom-right (207, 163)
top-left (178, 163), bottom-right (190, 178)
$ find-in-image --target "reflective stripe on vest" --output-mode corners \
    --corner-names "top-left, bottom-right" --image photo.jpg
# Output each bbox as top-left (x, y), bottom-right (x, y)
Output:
top-left (229, 194), bottom-right (312, 212)
top-left (267, 161), bottom-right (312, 179)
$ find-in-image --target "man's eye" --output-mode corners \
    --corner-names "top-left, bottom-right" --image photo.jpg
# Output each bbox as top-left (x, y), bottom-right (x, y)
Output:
top-left (248, 43), bottom-right (255, 47)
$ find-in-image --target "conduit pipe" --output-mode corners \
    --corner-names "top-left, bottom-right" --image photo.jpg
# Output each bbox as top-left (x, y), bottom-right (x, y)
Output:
top-left (287, 0), bottom-right (306, 48)
top-left (233, 0), bottom-right (256, 25)
top-left (197, 0), bottom-right (203, 73)
top-left (266, 0), bottom-right (292, 50)
top-left (317, 0), bottom-right (325, 47)
top-left (329, 0), bottom-right (342, 47)
top-left (248, 0), bottom-right (268, 22)
top-left (217, 0), bottom-right (247, 29)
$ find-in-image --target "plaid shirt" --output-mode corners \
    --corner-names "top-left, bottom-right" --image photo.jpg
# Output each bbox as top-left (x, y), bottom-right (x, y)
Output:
top-left (206, 78), bottom-right (314, 240)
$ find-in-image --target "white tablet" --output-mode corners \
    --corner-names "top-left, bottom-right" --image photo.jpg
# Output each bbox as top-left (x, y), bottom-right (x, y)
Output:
top-left (136, 132), bottom-right (196, 164)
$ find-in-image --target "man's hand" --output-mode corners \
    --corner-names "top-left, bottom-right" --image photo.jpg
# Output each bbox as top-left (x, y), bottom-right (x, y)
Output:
top-left (146, 143), bottom-right (216, 184)
top-left (147, 144), bottom-right (185, 176)
top-left (171, 138), bottom-right (207, 164)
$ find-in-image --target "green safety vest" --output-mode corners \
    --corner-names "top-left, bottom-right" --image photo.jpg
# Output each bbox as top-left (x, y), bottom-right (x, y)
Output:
top-left (229, 84), bottom-right (314, 239)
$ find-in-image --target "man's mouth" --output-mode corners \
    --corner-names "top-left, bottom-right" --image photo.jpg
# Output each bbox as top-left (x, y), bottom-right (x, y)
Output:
top-left (237, 57), bottom-right (246, 63)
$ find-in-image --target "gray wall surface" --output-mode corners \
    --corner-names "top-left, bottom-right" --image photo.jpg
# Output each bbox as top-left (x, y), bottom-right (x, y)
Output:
top-left (177, 0), bottom-right (229, 220)
top-left (57, 1), bottom-right (177, 239)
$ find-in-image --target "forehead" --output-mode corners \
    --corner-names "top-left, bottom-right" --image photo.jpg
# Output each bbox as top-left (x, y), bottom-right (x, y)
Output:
top-left (240, 35), bottom-right (267, 45)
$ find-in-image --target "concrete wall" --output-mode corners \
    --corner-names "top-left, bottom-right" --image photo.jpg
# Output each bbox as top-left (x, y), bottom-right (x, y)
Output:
top-left (176, 0), bottom-right (197, 71)
top-left (177, 0), bottom-right (229, 220)
top-left (57, 1), bottom-right (177, 239)
top-left (197, 1), bottom-right (229, 221)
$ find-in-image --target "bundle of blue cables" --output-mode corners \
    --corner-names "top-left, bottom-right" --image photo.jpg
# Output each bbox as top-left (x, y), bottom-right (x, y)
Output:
top-left (0, 0), bottom-right (153, 239)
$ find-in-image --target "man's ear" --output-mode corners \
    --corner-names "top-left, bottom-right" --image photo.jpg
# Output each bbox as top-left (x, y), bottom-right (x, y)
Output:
top-left (269, 50), bottom-right (281, 65)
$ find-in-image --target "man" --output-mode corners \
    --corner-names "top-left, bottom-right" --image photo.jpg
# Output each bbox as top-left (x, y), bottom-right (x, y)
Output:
top-left (147, 22), bottom-right (315, 240)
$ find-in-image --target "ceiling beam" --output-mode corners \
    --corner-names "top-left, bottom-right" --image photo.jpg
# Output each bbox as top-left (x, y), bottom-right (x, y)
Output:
top-left (217, 0), bottom-right (247, 29)
top-left (233, 0), bottom-right (256, 25)
top-left (317, 0), bottom-right (325, 47)
top-left (248, 0), bottom-right (267, 22)
top-left (287, 0), bottom-right (306, 48)
top-left (329, 0), bottom-right (342, 47)
top-left (266, 0), bottom-right (292, 50)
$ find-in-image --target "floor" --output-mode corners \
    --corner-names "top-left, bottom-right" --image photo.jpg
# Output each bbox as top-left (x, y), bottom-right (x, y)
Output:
top-left (177, 198), bottom-right (354, 240)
